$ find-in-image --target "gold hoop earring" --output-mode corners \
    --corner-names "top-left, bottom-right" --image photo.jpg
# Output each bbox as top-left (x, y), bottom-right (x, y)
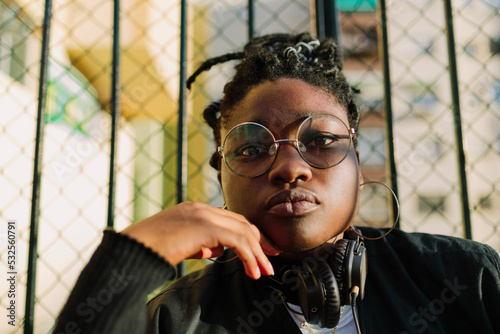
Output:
top-left (350, 181), bottom-right (400, 240)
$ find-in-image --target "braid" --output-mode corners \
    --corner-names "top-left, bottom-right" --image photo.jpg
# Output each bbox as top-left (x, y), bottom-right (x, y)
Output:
top-left (202, 101), bottom-right (222, 170)
top-left (188, 32), bottom-right (360, 172)
top-left (186, 52), bottom-right (245, 90)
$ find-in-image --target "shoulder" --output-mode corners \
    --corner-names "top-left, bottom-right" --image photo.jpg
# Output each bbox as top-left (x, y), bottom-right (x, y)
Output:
top-left (148, 250), bottom-right (247, 305)
top-left (145, 252), bottom-right (291, 333)
top-left (358, 226), bottom-right (499, 270)
top-left (356, 230), bottom-right (500, 332)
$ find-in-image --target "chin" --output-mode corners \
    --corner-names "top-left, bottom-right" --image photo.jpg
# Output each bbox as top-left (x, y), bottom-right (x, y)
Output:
top-left (272, 228), bottom-right (344, 260)
top-left (278, 246), bottom-right (326, 261)
top-left (275, 236), bottom-right (331, 259)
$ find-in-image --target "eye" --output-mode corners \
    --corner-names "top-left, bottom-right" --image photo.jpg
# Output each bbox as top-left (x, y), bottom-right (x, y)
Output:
top-left (312, 135), bottom-right (337, 146)
top-left (234, 143), bottom-right (268, 158)
top-left (240, 145), bottom-right (265, 156)
top-left (303, 133), bottom-right (340, 147)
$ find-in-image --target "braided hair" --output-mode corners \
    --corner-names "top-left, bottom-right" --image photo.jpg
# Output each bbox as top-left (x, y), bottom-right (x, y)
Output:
top-left (187, 32), bottom-right (360, 171)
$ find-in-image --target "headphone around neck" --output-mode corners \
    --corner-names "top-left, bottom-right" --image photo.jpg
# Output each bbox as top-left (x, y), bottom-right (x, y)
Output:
top-left (270, 229), bottom-right (367, 328)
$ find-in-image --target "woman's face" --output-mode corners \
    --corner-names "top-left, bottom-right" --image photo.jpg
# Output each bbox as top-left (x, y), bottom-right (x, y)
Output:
top-left (220, 78), bottom-right (362, 259)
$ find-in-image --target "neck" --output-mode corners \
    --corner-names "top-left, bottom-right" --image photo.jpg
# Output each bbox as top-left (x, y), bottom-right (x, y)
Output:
top-left (276, 232), bottom-right (345, 261)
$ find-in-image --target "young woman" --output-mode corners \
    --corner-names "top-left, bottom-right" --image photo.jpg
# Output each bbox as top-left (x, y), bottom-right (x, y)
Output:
top-left (53, 33), bottom-right (500, 334)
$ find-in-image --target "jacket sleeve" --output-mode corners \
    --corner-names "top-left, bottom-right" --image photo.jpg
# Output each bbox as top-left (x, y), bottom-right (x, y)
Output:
top-left (52, 229), bottom-right (176, 334)
top-left (482, 245), bottom-right (500, 332)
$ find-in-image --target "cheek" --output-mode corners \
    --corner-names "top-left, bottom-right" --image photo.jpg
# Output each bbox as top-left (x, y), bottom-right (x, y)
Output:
top-left (324, 151), bottom-right (361, 221)
top-left (220, 168), bottom-right (251, 211)
top-left (220, 168), bottom-right (232, 203)
top-left (345, 155), bottom-right (361, 221)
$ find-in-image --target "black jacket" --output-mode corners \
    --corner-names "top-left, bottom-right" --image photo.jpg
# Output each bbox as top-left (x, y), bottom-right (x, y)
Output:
top-left (148, 227), bottom-right (500, 334)
top-left (54, 228), bottom-right (500, 333)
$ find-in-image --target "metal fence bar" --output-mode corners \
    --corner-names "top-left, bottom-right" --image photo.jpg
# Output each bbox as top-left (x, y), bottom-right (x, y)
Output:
top-left (443, 0), bottom-right (472, 239)
top-left (177, 0), bottom-right (187, 211)
top-left (248, 0), bottom-right (255, 39)
top-left (24, 0), bottom-right (53, 332)
top-left (176, 0), bottom-right (188, 277)
top-left (379, 0), bottom-right (400, 228)
top-left (315, 0), bottom-right (341, 45)
top-left (107, 0), bottom-right (122, 229)
top-left (324, 0), bottom-right (341, 47)
top-left (315, 0), bottom-right (326, 39)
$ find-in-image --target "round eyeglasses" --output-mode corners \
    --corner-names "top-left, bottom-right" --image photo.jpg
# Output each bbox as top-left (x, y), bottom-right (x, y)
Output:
top-left (217, 113), bottom-right (355, 177)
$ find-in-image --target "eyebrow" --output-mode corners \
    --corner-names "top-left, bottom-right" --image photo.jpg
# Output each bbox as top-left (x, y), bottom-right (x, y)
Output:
top-left (248, 111), bottom-right (316, 128)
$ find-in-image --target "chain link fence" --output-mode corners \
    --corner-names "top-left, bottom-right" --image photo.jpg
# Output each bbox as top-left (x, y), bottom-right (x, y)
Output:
top-left (0, 0), bottom-right (499, 332)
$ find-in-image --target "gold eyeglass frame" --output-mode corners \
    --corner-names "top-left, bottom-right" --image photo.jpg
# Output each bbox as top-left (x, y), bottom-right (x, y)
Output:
top-left (217, 113), bottom-right (356, 178)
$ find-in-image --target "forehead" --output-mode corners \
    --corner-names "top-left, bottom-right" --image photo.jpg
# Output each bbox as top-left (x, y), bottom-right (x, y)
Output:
top-left (224, 78), bottom-right (347, 133)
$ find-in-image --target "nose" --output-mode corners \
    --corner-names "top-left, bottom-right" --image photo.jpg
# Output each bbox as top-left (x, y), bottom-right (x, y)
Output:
top-left (267, 141), bottom-right (313, 184)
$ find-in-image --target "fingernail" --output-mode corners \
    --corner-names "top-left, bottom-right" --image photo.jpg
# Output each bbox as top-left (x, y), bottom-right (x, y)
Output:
top-left (269, 266), bottom-right (275, 276)
top-left (268, 246), bottom-right (282, 256)
top-left (267, 261), bottom-right (275, 276)
top-left (251, 266), bottom-right (261, 280)
top-left (273, 242), bottom-right (282, 253)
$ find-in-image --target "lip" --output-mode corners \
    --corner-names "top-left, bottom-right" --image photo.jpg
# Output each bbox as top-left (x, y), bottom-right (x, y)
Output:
top-left (265, 189), bottom-right (319, 217)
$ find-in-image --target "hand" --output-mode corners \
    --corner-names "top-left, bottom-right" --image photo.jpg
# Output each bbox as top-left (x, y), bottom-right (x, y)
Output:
top-left (120, 202), bottom-right (281, 279)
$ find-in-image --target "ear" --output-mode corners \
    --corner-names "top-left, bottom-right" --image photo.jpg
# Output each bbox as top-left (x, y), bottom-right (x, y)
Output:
top-left (217, 170), bottom-right (228, 209)
top-left (355, 150), bottom-right (364, 187)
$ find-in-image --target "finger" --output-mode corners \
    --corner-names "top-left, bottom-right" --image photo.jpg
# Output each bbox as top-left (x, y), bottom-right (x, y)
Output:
top-left (213, 227), bottom-right (263, 280)
top-left (216, 209), bottom-right (281, 257)
top-left (253, 244), bottom-right (275, 277)
top-left (254, 228), bottom-right (282, 256)
top-left (246, 224), bottom-right (281, 257)
top-left (187, 204), bottom-right (274, 279)
top-left (220, 216), bottom-right (276, 277)
top-left (234, 226), bottom-right (275, 278)
top-left (230, 247), bottom-right (262, 279)
top-left (196, 246), bottom-right (225, 259)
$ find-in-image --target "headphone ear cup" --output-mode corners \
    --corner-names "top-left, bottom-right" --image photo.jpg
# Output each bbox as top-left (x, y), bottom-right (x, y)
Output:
top-left (316, 260), bottom-right (341, 328)
top-left (330, 239), bottom-right (350, 305)
top-left (298, 260), bottom-right (341, 328)
top-left (330, 238), bottom-right (368, 304)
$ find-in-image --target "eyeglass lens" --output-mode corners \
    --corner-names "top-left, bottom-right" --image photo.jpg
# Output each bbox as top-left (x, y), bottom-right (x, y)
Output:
top-left (221, 114), bottom-right (352, 177)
